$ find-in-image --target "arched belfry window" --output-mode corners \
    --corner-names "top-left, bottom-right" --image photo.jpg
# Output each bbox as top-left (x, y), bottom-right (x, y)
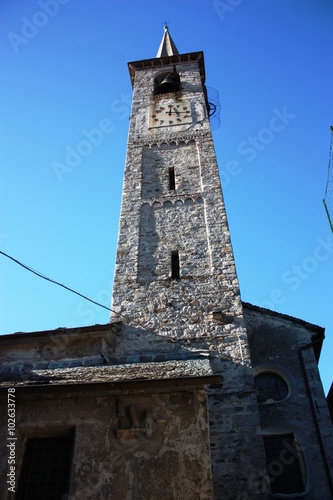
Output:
top-left (154, 69), bottom-right (180, 95)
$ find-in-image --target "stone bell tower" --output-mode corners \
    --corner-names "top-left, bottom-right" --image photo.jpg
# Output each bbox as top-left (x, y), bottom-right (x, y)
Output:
top-left (111, 26), bottom-right (267, 497)
top-left (111, 26), bottom-right (243, 337)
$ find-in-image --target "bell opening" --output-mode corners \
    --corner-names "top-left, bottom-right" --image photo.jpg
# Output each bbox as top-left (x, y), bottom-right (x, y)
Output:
top-left (154, 71), bottom-right (180, 96)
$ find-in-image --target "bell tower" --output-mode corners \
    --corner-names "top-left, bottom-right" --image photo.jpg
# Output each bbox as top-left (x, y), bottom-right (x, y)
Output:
top-left (111, 27), bottom-right (243, 336)
top-left (111, 26), bottom-right (266, 497)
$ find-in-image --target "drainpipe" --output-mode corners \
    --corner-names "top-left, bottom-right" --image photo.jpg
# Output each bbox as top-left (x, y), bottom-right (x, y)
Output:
top-left (298, 336), bottom-right (333, 496)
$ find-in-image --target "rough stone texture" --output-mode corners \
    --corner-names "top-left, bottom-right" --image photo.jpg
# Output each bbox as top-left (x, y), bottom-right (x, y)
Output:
top-left (112, 56), bottom-right (247, 342)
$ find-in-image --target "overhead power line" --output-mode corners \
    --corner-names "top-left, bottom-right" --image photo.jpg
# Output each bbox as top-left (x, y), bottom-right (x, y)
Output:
top-left (0, 250), bottom-right (166, 332)
top-left (0, 250), bottom-right (111, 312)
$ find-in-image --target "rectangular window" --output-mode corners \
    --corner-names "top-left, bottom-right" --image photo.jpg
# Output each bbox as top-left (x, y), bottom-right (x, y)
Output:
top-left (16, 435), bottom-right (74, 499)
top-left (171, 250), bottom-right (180, 279)
top-left (263, 434), bottom-right (306, 495)
top-left (168, 167), bottom-right (175, 190)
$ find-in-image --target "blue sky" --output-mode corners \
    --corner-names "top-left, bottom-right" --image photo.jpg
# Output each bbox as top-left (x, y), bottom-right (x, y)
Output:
top-left (1, 0), bottom-right (332, 393)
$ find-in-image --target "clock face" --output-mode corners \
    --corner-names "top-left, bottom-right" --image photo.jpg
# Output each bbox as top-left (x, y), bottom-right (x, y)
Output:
top-left (149, 99), bottom-right (192, 128)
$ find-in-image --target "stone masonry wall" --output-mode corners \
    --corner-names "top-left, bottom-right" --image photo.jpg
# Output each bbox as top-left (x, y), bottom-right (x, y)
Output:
top-left (112, 61), bottom-right (243, 337)
top-left (141, 142), bottom-right (202, 198)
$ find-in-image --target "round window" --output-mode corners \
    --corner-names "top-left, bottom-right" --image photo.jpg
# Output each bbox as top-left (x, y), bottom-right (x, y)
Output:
top-left (255, 372), bottom-right (289, 403)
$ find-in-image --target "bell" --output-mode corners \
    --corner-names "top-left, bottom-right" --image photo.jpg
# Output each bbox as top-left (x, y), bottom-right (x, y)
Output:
top-left (155, 71), bottom-right (180, 95)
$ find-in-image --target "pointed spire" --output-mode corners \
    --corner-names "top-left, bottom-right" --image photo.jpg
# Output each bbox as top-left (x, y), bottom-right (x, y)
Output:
top-left (156, 25), bottom-right (179, 58)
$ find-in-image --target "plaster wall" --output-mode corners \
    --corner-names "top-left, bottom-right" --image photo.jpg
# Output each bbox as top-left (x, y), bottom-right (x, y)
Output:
top-left (0, 387), bottom-right (213, 500)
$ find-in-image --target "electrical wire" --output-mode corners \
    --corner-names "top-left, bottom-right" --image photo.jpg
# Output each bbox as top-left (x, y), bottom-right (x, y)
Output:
top-left (0, 250), bottom-right (112, 312)
top-left (0, 250), bottom-right (148, 330)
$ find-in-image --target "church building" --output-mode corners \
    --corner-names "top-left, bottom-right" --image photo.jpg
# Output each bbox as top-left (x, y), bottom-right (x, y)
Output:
top-left (1, 26), bottom-right (332, 500)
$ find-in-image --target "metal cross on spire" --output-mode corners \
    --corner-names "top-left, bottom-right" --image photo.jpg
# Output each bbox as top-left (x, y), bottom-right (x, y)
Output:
top-left (156, 23), bottom-right (179, 58)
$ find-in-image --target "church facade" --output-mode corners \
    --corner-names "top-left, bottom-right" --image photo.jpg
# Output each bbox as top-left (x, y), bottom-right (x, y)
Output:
top-left (0, 27), bottom-right (332, 500)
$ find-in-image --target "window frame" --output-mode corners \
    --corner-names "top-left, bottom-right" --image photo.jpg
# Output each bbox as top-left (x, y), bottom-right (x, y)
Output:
top-left (16, 432), bottom-right (74, 499)
top-left (255, 371), bottom-right (289, 404)
top-left (253, 363), bottom-right (293, 405)
top-left (263, 433), bottom-right (307, 497)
